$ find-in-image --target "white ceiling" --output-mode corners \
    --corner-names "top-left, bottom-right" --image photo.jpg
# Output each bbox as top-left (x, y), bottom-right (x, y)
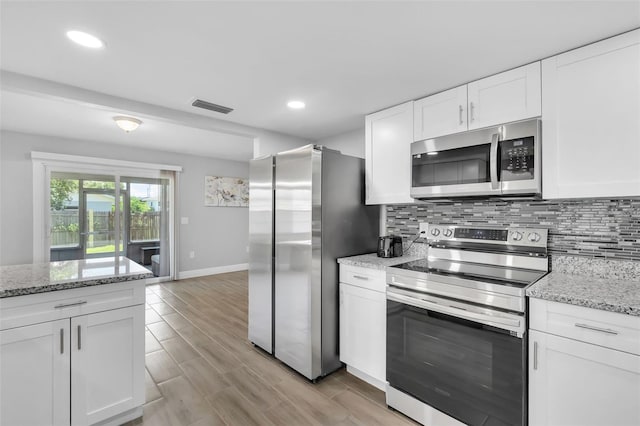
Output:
top-left (0, 90), bottom-right (255, 161)
top-left (1, 1), bottom-right (639, 154)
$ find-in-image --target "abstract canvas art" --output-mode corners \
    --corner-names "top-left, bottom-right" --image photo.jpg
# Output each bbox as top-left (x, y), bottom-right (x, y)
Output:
top-left (204, 176), bottom-right (249, 207)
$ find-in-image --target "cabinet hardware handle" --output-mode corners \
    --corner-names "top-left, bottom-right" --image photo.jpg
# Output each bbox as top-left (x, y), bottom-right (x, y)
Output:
top-left (459, 105), bottom-right (464, 125)
top-left (353, 275), bottom-right (369, 280)
top-left (60, 328), bottom-right (64, 354)
top-left (77, 325), bottom-right (82, 350)
top-left (470, 102), bottom-right (475, 122)
top-left (533, 341), bottom-right (538, 370)
top-left (54, 300), bottom-right (87, 309)
top-left (574, 323), bottom-right (619, 335)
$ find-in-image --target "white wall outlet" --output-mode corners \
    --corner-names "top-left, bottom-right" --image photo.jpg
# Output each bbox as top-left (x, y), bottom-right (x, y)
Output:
top-left (246, 246), bottom-right (250, 253)
top-left (181, 217), bottom-right (189, 225)
top-left (189, 251), bottom-right (195, 258)
top-left (419, 222), bottom-right (429, 236)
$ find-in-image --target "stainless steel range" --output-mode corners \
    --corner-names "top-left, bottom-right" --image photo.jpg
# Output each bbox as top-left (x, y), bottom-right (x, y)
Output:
top-left (385, 224), bottom-right (549, 426)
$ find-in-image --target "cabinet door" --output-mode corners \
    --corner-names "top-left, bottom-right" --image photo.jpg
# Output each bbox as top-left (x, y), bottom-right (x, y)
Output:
top-left (414, 86), bottom-right (468, 140)
top-left (71, 305), bottom-right (145, 426)
top-left (339, 283), bottom-right (386, 384)
top-left (365, 101), bottom-right (414, 204)
top-left (468, 62), bottom-right (541, 130)
top-left (542, 30), bottom-right (640, 199)
top-left (0, 319), bottom-right (70, 426)
top-left (529, 330), bottom-right (640, 426)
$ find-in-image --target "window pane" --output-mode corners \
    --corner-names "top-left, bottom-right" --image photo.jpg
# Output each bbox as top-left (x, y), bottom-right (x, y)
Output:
top-left (124, 177), bottom-right (171, 278)
top-left (129, 183), bottom-right (160, 242)
top-left (50, 175), bottom-right (80, 248)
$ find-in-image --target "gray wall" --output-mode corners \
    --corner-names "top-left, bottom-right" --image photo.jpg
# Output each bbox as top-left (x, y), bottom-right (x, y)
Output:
top-left (316, 128), bottom-right (365, 158)
top-left (0, 130), bottom-right (249, 273)
top-left (253, 131), bottom-right (310, 158)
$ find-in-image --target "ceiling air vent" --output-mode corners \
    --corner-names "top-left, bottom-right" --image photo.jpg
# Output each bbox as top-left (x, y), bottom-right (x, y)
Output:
top-left (192, 99), bottom-right (234, 114)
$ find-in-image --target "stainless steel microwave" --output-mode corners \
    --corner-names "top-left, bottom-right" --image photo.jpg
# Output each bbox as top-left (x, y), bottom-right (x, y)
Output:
top-left (410, 119), bottom-right (541, 199)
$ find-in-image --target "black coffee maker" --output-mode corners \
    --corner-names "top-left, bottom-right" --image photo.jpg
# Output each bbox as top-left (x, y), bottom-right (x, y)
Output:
top-left (377, 236), bottom-right (403, 258)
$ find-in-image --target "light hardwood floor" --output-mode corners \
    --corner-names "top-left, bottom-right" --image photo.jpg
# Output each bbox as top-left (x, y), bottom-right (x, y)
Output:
top-left (127, 271), bottom-right (416, 426)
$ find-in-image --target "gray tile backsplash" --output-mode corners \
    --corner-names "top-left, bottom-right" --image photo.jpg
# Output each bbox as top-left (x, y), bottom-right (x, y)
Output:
top-left (386, 199), bottom-right (640, 261)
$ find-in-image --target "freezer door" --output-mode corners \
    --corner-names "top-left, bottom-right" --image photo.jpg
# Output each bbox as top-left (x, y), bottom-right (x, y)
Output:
top-left (274, 145), bottom-right (322, 380)
top-left (248, 156), bottom-right (274, 353)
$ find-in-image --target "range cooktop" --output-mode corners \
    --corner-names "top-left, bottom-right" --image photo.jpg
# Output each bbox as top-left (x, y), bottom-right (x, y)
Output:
top-left (390, 258), bottom-right (547, 289)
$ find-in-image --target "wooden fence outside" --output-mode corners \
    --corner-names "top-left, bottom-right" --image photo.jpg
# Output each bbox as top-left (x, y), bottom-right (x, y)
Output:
top-left (50, 211), bottom-right (160, 246)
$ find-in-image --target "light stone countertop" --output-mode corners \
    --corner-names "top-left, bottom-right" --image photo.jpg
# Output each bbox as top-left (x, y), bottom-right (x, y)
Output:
top-left (0, 257), bottom-right (153, 298)
top-left (337, 253), bottom-right (425, 270)
top-left (527, 272), bottom-right (640, 316)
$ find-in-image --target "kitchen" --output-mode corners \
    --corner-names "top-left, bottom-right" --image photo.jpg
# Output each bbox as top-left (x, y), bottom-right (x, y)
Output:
top-left (1, 1), bottom-right (639, 426)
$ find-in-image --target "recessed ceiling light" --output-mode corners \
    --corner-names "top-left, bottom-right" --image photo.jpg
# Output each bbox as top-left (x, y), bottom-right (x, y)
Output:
top-left (113, 116), bottom-right (142, 133)
top-left (66, 30), bottom-right (105, 49)
top-left (287, 100), bottom-right (306, 110)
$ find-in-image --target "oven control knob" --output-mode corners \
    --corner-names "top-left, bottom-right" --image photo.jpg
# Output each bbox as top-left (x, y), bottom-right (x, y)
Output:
top-left (430, 228), bottom-right (441, 237)
top-left (511, 231), bottom-right (523, 241)
top-left (443, 229), bottom-right (453, 237)
top-left (528, 232), bottom-right (541, 242)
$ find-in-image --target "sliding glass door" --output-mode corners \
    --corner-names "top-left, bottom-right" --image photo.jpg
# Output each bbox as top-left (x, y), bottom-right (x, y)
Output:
top-left (48, 171), bottom-right (174, 279)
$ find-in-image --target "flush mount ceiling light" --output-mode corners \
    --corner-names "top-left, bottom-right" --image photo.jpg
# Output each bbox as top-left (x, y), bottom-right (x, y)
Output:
top-left (287, 100), bottom-right (306, 110)
top-left (113, 116), bottom-right (142, 133)
top-left (66, 30), bottom-right (105, 49)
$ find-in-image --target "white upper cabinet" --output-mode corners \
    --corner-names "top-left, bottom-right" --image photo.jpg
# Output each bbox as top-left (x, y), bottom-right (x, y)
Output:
top-left (413, 63), bottom-right (541, 142)
top-left (414, 86), bottom-right (468, 140)
top-left (365, 101), bottom-right (414, 205)
top-left (467, 62), bottom-right (541, 130)
top-left (542, 29), bottom-right (640, 199)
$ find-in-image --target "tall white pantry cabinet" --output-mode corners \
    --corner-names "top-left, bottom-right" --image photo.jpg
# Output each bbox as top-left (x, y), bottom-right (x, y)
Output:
top-left (0, 281), bottom-right (146, 426)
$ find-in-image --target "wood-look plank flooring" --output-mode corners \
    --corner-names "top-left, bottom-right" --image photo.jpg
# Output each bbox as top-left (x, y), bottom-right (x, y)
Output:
top-left (125, 271), bottom-right (416, 426)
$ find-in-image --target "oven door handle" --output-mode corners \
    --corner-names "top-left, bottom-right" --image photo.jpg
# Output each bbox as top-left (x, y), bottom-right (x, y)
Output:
top-left (387, 291), bottom-right (522, 331)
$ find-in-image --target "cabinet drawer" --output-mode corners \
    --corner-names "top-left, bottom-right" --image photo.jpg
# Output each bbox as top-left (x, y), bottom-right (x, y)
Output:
top-left (0, 281), bottom-right (146, 330)
top-left (530, 299), bottom-right (640, 355)
top-left (339, 265), bottom-right (386, 292)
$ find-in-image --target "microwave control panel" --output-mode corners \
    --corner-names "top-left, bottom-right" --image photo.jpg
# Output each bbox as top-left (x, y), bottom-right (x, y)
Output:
top-left (501, 136), bottom-right (534, 180)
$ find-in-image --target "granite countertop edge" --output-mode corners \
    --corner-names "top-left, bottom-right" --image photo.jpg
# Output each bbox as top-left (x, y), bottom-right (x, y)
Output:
top-left (0, 272), bottom-right (152, 299)
top-left (526, 273), bottom-right (640, 317)
top-left (337, 253), bottom-right (425, 270)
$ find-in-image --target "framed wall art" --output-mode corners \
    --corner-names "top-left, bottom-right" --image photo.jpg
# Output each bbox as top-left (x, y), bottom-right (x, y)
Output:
top-left (204, 176), bottom-right (249, 207)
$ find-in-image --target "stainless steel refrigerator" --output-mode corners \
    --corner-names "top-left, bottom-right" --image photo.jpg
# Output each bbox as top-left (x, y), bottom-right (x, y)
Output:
top-left (248, 144), bottom-right (379, 380)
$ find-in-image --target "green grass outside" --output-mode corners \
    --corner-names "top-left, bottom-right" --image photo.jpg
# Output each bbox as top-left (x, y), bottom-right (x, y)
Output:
top-left (86, 244), bottom-right (123, 254)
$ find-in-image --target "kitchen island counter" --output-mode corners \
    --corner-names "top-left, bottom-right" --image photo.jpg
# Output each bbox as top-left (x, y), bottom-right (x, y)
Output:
top-left (0, 257), bottom-right (152, 298)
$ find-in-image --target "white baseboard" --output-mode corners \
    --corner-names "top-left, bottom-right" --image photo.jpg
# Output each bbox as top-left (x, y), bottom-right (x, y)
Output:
top-left (178, 263), bottom-right (248, 280)
top-left (346, 365), bottom-right (386, 391)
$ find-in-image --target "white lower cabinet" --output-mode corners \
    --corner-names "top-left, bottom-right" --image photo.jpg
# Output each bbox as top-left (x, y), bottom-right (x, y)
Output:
top-left (0, 319), bottom-right (71, 426)
top-left (339, 265), bottom-right (386, 390)
top-left (0, 282), bottom-right (145, 426)
top-left (71, 306), bottom-right (145, 426)
top-left (529, 299), bottom-right (640, 426)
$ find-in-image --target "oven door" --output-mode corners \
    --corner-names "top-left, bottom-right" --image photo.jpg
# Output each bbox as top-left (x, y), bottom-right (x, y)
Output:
top-left (387, 288), bottom-right (527, 426)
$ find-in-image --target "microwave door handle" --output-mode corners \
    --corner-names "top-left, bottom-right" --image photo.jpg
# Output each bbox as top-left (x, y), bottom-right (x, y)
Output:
top-left (490, 133), bottom-right (500, 190)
